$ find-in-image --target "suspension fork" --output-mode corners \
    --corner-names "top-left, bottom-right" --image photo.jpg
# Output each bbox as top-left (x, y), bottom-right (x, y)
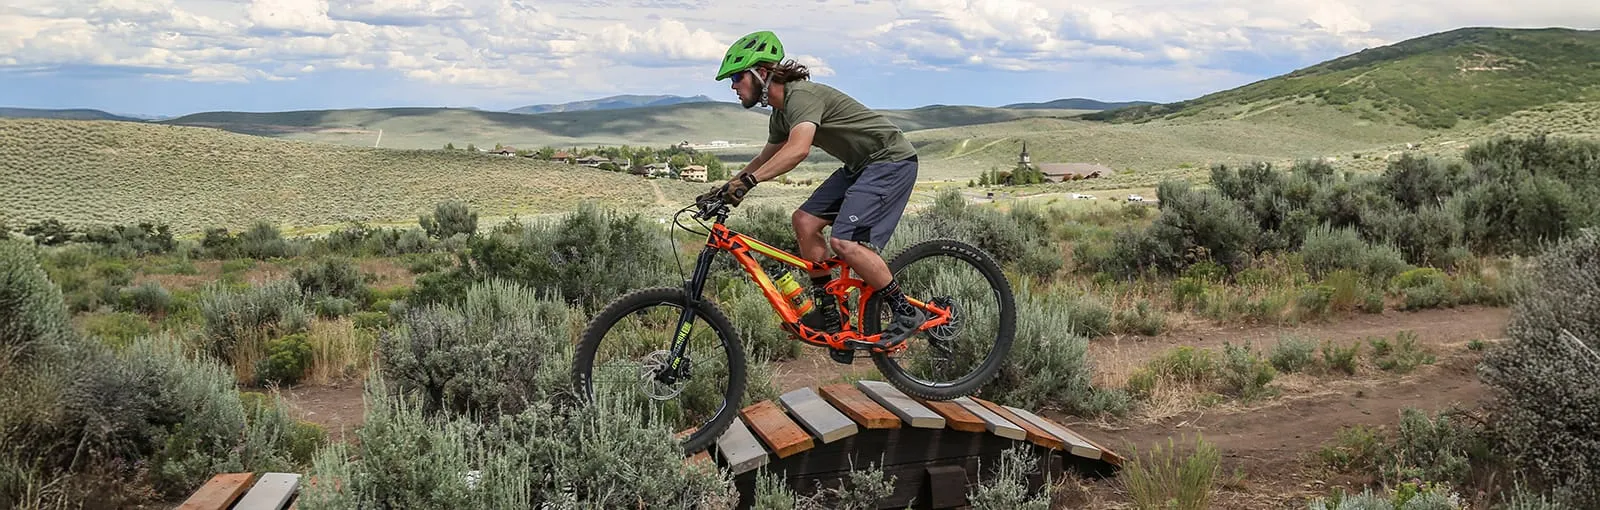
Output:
top-left (660, 244), bottom-right (719, 383)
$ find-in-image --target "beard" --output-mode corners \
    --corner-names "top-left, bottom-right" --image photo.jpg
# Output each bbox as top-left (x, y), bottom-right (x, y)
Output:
top-left (740, 94), bottom-right (759, 109)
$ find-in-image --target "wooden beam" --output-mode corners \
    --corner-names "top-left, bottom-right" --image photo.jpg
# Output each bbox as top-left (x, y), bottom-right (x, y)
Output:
top-left (917, 398), bottom-right (987, 433)
top-left (952, 397), bottom-right (1026, 440)
top-left (968, 397), bottom-right (1063, 450)
top-left (742, 400), bottom-right (816, 459)
top-left (856, 381), bottom-right (945, 429)
top-left (714, 417), bottom-right (770, 475)
top-left (234, 473), bottom-right (300, 510)
top-left (178, 472), bottom-right (255, 510)
top-left (1003, 405), bottom-right (1101, 460)
top-left (778, 387), bottom-right (859, 444)
top-left (818, 383), bottom-right (901, 429)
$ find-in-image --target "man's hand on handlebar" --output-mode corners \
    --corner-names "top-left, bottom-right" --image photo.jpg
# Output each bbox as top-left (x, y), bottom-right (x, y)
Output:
top-left (698, 173), bottom-right (757, 206)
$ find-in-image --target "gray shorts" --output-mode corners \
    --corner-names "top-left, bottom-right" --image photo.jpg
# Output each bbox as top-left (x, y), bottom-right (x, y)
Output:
top-left (798, 156), bottom-right (918, 251)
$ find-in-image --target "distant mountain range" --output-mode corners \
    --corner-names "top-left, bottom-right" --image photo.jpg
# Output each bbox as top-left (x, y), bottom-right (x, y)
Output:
top-left (0, 108), bottom-right (145, 122)
top-left (1001, 98), bottom-right (1157, 110)
top-left (508, 94), bottom-right (719, 114)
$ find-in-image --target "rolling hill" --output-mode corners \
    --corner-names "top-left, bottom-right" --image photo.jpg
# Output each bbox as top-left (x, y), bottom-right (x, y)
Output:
top-left (1084, 27), bottom-right (1600, 128)
top-left (0, 107), bottom-right (143, 122)
top-left (159, 103), bottom-right (1087, 151)
top-left (509, 94), bottom-right (718, 114)
top-left (0, 118), bottom-right (722, 234)
top-left (1002, 98), bottom-right (1156, 110)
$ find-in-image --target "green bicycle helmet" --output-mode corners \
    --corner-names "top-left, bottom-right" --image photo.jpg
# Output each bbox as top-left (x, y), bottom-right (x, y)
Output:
top-left (716, 31), bottom-right (784, 81)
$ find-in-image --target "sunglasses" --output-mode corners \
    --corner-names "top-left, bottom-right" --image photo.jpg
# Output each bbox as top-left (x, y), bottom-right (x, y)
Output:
top-left (730, 70), bottom-right (750, 83)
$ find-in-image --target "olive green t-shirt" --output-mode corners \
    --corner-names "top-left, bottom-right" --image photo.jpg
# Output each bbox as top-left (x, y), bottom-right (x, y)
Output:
top-left (768, 81), bottom-right (917, 173)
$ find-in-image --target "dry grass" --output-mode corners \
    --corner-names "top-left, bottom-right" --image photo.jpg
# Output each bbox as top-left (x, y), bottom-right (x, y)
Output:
top-left (0, 118), bottom-right (677, 234)
top-left (304, 318), bottom-right (376, 385)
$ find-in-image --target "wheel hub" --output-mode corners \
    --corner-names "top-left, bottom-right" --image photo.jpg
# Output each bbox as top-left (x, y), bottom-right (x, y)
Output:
top-left (640, 350), bottom-right (690, 401)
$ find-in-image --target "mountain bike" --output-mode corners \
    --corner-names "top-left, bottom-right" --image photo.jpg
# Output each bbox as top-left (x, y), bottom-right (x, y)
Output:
top-left (571, 194), bottom-right (1016, 454)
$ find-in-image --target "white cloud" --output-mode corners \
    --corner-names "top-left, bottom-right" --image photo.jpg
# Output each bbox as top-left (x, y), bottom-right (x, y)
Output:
top-left (0, 0), bottom-right (1595, 106)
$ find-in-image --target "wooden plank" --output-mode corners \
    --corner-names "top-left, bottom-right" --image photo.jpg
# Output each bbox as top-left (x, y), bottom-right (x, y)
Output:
top-left (234, 472), bottom-right (300, 510)
top-left (818, 384), bottom-right (901, 429)
top-left (917, 398), bottom-right (987, 433)
top-left (741, 400), bottom-right (815, 459)
top-left (779, 387), bottom-right (859, 444)
top-left (953, 397), bottom-right (1027, 440)
top-left (968, 397), bottom-right (1063, 450)
top-left (178, 472), bottom-right (255, 510)
top-left (855, 380), bottom-right (945, 429)
top-left (714, 416), bottom-right (770, 475)
top-left (1004, 405), bottom-right (1102, 460)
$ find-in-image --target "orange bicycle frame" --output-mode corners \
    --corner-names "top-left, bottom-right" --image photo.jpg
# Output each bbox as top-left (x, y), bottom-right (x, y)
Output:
top-left (704, 223), bottom-right (950, 353)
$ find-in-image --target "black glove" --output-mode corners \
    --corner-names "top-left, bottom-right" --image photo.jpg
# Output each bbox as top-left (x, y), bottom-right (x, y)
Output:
top-left (718, 173), bottom-right (759, 206)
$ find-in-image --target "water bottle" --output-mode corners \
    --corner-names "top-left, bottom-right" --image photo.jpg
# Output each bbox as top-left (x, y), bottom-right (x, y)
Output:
top-left (774, 271), bottom-right (814, 315)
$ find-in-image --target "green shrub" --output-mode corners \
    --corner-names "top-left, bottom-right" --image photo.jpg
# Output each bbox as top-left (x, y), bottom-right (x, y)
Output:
top-left (1270, 335), bottom-right (1317, 373)
top-left (298, 381), bottom-right (736, 508)
top-left (120, 281), bottom-right (173, 317)
top-left (293, 257), bottom-right (370, 303)
top-left (1323, 340), bottom-right (1361, 375)
top-left (22, 219), bottom-right (74, 246)
top-left (1478, 229), bottom-right (1600, 507)
top-left (966, 446), bottom-right (1053, 510)
top-left (419, 200), bottom-right (479, 239)
top-left (199, 279), bottom-right (310, 372)
top-left (237, 220), bottom-right (296, 259)
top-left (1391, 268), bottom-right (1446, 291)
top-left (418, 203), bottom-right (675, 311)
top-left (316, 297), bottom-right (360, 318)
top-left (80, 222), bottom-right (178, 257)
top-left (983, 282), bottom-right (1128, 417)
top-left (257, 333), bottom-right (314, 386)
top-left (1369, 331), bottom-right (1435, 373)
top-left (1114, 299), bottom-right (1166, 336)
top-left (1219, 341), bottom-right (1276, 401)
top-left (81, 312), bottom-right (153, 350)
top-left (378, 279), bottom-right (574, 420)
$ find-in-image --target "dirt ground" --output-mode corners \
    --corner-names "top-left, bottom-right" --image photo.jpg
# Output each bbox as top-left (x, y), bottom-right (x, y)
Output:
top-left (281, 305), bottom-right (1511, 508)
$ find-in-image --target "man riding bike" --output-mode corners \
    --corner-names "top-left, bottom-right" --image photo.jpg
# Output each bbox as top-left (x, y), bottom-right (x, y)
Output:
top-left (700, 30), bottom-right (923, 365)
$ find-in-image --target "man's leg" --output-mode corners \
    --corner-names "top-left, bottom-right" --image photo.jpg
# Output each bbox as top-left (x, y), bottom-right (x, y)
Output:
top-left (792, 169), bottom-right (854, 342)
top-left (827, 157), bottom-right (922, 347)
top-left (792, 210), bottom-right (832, 280)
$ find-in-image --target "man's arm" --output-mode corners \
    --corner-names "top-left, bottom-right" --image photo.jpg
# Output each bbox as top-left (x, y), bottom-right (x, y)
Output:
top-left (742, 122), bottom-right (815, 182)
top-left (740, 141), bottom-right (784, 176)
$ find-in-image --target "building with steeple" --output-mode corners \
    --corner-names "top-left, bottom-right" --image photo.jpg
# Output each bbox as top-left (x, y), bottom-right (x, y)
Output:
top-left (1018, 141), bottom-right (1031, 167)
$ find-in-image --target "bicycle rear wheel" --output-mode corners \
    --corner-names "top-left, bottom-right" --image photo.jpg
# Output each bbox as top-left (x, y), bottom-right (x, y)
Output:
top-left (571, 287), bottom-right (746, 454)
top-left (863, 239), bottom-right (1015, 400)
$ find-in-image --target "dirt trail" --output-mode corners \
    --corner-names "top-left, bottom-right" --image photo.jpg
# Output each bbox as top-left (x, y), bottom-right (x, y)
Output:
top-left (1091, 306), bottom-right (1508, 384)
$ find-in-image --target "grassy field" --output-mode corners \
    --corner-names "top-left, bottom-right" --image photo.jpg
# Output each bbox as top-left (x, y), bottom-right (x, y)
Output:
top-left (1091, 27), bottom-right (1600, 129)
top-left (0, 118), bottom-right (749, 235)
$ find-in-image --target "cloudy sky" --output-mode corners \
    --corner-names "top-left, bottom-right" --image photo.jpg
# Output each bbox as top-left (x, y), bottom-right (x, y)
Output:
top-left (1, 0), bottom-right (1595, 116)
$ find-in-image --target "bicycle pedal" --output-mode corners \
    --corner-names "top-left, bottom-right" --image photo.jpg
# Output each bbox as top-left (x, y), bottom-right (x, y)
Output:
top-left (827, 348), bottom-right (855, 365)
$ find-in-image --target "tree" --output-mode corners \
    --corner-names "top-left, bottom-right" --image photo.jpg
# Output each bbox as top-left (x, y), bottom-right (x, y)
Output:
top-left (978, 172), bottom-right (990, 186)
top-left (444, 142), bottom-right (456, 150)
top-left (466, 143), bottom-right (477, 152)
top-left (669, 154), bottom-right (690, 170)
top-left (537, 147), bottom-right (556, 160)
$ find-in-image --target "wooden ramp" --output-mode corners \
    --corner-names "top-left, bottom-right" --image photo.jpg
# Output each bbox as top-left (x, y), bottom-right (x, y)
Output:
top-left (703, 382), bottom-right (1123, 509)
top-left (180, 382), bottom-right (1119, 509)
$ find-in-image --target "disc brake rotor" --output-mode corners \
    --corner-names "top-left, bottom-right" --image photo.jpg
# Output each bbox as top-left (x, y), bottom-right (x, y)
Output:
top-left (639, 350), bottom-right (690, 401)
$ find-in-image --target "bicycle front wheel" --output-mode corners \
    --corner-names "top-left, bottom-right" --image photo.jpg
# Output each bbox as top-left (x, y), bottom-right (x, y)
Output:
top-left (571, 287), bottom-right (746, 455)
top-left (863, 239), bottom-right (1016, 401)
